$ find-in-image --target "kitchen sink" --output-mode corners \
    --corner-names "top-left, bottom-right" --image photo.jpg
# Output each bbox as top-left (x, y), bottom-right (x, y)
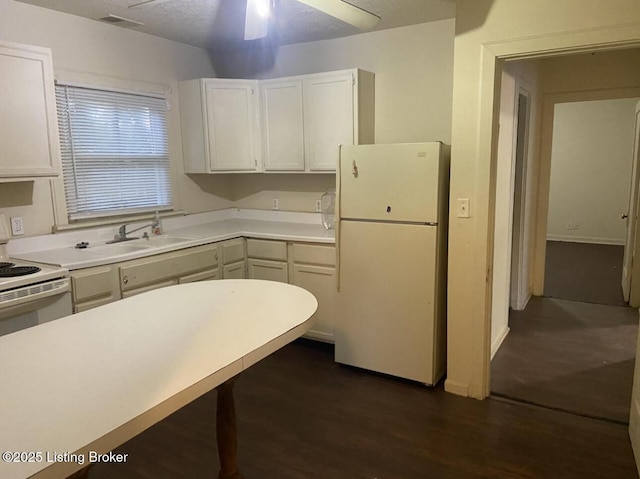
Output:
top-left (131, 234), bottom-right (197, 247)
top-left (87, 242), bottom-right (153, 254)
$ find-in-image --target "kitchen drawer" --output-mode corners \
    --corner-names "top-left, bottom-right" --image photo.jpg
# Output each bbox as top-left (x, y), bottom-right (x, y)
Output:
top-left (120, 244), bottom-right (218, 291)
top-left (246, 239), bottom-right (287, 261)
top-left (179, 269), bottom-right (220, 284)
top-left (121, 279), bottom-right (177, 298)
top-left (71, 266), bottom-right (116, 302)
top-left (292, 243), bottom-right (336, 266)
top-left (73, 295), bottom-right (115, 313)
top-left (221, 238), bottom-right (245, 264)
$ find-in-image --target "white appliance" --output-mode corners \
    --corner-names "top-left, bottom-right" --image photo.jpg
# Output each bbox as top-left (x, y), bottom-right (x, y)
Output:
top-left (335, 142), bottom-right (450, 385)
top-left (0, 215), bottom-right (71, 336)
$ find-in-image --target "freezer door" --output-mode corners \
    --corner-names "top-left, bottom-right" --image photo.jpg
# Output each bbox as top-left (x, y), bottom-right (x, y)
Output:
top-left (335, 220), bottom-right (438, 384)
top-left (339, 142), bottom-right (443, 223)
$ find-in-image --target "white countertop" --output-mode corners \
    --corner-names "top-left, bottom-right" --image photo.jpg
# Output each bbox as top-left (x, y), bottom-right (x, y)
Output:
top-left (8, 209), bottom-right (335, 270)
top-left (0, 280), bottom-right (318, 479)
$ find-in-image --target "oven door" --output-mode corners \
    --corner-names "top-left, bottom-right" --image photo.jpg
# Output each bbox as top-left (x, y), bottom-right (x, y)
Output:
top-left (0, 278), bottom-right (73, 336)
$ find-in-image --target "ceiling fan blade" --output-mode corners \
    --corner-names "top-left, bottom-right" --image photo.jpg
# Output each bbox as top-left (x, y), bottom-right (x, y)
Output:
top-left (296, 0), bottom-right (380, 30)
top-left (245, 0), bottom-right (271, 40)
top-left (128, 0), bottom-right (173, 9)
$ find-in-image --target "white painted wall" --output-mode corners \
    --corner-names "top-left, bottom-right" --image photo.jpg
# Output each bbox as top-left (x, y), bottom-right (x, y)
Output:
top-left (217, 20), bottom-right (455, 211)
top-left (547, 98), bottom-right (639, 244)
top-left (0, 0), bottom-right (232, 236)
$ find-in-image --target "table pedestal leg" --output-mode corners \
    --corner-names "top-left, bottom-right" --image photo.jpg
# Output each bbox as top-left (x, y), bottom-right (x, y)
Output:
top-left (216, 379), bottom-right (244, 479)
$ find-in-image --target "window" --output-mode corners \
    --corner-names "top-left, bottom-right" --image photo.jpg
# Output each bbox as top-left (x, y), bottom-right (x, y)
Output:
top-left (55, 84), bottom-right (172, 221)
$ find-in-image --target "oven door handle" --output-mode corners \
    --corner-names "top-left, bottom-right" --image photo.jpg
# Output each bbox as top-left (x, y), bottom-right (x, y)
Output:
top-left (0, 278), bottom-right (71, 311)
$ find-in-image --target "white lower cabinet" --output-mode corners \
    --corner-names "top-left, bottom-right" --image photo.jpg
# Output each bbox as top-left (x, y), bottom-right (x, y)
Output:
top-left (248, 258), bottom-right (289, 283)
top-left (290, 243), bottom-right (336, 343)
top-left (220, 238), bottom-right (246, 279)
top-left (70, 265), bottom-right (120, 313)
top-left (291, 264), bottom-right (336, 343)
top-left (69, 237), bottom-right (335, 342)
top-left (223, 261), bottom-right (245, 279)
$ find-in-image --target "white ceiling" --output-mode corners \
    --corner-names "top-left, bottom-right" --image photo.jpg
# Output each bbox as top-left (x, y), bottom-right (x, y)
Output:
top-left (16, 0), bottom-right (456, 51)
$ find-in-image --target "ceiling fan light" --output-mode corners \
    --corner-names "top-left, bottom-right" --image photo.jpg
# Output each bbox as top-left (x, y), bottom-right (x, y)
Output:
top-left (244, 0), bottom-right (271, 40)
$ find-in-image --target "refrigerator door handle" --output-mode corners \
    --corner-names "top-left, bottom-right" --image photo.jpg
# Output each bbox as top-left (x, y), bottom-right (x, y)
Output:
top-left (352, 160), bottom-right (358, 177)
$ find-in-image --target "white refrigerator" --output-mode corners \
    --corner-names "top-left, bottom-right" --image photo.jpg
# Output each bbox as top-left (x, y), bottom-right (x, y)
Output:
top-left (334, 142), bottom-right (449, 385)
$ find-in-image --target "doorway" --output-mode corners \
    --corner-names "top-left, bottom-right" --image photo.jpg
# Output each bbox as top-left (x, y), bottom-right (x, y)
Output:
top-left (490, 50), bottom-right (640, 424)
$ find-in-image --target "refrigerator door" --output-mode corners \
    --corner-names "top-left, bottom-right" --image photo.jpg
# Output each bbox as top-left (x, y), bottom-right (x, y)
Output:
top-left (335, 220), bottom-right (437, 384)
top-left (339, 142), bottom-right (443, 223)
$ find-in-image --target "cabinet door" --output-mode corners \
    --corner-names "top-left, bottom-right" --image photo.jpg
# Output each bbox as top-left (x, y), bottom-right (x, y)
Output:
top-left (179, 269), bottom-right (219, 283)
top-left (0, 42), bottom-right (60, 178)
top-left (292, 264), bottom-right (336, 343)
top-left (304, 72), bottom-right (354, 172)
top-left (204, 80), bottom-right (260, 172)
top-left (247, 258), bottom-right (288, 283)
top-left (261, 79), bottom-right (305, 171)
top-left (223, 260), bottom-right (246, 279)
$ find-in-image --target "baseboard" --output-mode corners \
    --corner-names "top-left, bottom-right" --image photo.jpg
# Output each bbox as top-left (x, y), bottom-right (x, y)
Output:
top-left (444, 378), bottom-right (470, 397)
top-left (546, 235), bottom-right (624, 246)
top-left (491, 326), bottom-right (510, 360)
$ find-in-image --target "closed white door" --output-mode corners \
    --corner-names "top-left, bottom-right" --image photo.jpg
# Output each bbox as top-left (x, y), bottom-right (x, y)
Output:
top-left (292, 264), bottom-right (336, 342)
top-left (304, 73), bottom-right (354, 172)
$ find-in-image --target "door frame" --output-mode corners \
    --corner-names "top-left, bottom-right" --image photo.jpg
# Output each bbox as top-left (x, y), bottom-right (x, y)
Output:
top-left (451, 25), bottom-right (640, 401)
top-left (623, 101), bottom-right (640, 303)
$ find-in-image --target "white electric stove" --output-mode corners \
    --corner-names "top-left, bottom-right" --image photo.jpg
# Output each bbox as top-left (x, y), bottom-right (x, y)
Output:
top-left (0, 216), bottom-right (71, 336)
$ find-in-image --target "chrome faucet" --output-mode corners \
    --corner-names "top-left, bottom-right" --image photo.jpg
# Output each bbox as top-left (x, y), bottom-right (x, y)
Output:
top-left (108, 217), bottom-right (160, 244)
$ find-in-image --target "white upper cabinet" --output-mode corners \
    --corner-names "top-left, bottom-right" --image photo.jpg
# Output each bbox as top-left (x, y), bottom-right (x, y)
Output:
top-left (262, 69), bottom-right (374, 173)
top-left (304, 72), bottom-right (356, 172)
top-left (260, 79), bottom-right (305, 172)
top-left (180, 69), bottom-right (374, 174)
top-left (179, 79), bottom-right (261, 173)
top-left (0, 41), bottom-right (61, 180)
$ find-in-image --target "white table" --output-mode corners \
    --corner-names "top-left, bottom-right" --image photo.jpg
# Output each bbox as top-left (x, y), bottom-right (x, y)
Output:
top-left (0, 280), bottom-right (318, 479)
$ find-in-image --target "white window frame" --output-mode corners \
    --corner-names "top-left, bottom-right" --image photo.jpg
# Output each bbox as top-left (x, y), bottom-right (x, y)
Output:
top-left (50, 71), bottom-right (178, 229)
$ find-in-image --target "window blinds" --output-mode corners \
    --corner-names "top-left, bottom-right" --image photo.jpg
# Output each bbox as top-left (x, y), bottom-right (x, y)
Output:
top-left (55, 85), bottom-right (172, 221)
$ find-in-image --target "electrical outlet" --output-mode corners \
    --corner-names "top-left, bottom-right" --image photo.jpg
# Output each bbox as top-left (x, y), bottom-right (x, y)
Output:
top-left (272, 198), bottom-right (279, 211)
top-left (10, 216), bottom-right (24, 236)
top-left (315, 199), bottom-right (322, 213)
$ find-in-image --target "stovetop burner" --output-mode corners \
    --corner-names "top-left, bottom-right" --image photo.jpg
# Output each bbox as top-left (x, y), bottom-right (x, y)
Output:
top-left (0, 266), bottom-right (42, 277)
top-left (0, 262), bottom-right (14, 269)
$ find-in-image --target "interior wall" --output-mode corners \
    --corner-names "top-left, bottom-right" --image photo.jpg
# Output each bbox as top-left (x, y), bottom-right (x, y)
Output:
top-left (547, 98), bottom-right (640, 244)
top-left (214, 20), bottom-right (455, 212)
top-left (0, 0), bottom-right (232, 237)
top-left (448, 0), bottom-right (640, 399)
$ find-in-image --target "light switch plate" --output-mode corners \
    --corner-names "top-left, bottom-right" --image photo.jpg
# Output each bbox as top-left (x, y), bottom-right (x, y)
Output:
top-left (10, 216), bottom-right (24, 236)
top-left (457, 198), bottom-right (470, 218)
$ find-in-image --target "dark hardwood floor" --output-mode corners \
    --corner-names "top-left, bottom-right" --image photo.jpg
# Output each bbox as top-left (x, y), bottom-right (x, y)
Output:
top-left (492, 240), bottom-right (638, 423)
top-left (544, 240), bottom-right (626, 306)
top-left (89, 340), bottom-right (638, 479)
top-left (491, 296), bottom-right (637, 423)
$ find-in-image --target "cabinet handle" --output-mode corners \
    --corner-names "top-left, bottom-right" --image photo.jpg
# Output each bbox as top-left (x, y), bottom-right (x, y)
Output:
top-left (122, 274), bottom-right (129, 285)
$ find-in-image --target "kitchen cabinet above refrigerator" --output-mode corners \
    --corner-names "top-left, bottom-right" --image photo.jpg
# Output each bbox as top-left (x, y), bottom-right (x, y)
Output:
top-left (179, 69), bottom-right (374, 174)
top-left (0, 41), bottom-right (61, 181)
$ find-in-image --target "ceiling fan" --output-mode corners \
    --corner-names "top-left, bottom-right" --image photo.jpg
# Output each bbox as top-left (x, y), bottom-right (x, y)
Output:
top-left (129, 0), bottom-right (380, 41)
